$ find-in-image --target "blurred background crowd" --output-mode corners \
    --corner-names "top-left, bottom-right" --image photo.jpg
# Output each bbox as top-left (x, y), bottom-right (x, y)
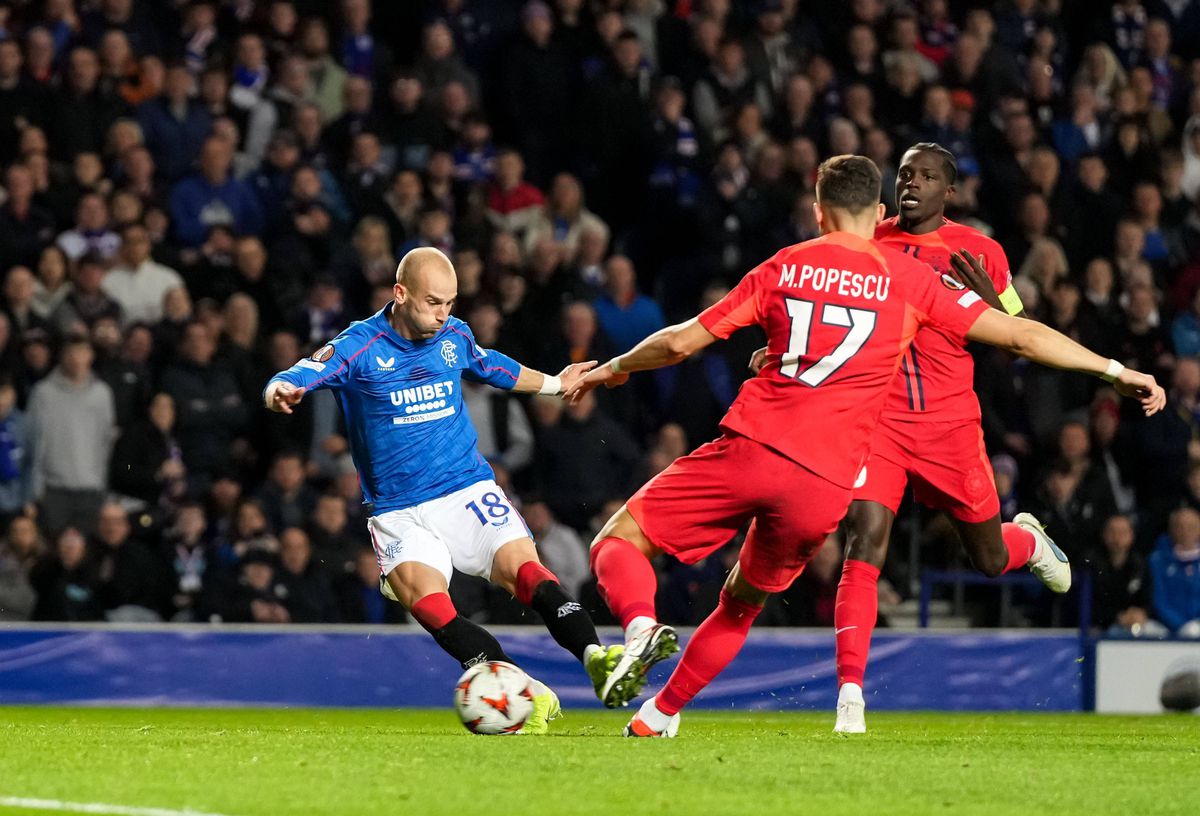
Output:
top-left (0, 0), bottom-right (1199, 636)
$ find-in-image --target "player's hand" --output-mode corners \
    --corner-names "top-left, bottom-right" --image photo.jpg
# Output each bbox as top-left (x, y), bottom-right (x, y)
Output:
top-left (265, 381), bottom-right (305, 414)
top-left (948, 250), bottom-right (1004, 311)
top-left (1113, 368), bottom-right (1166, 416)
top-left (563, 361), bottom-right (629, 404)
top-left (748, 346), bottom-right (769, 374)
top-left (555, 360), bottom-right (599, 396)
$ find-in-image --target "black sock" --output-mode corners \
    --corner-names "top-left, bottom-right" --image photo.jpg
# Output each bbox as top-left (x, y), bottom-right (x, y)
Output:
top-left (528, 581), bottom-right (601, 662)
top-left (429, 616), bottom-right (515, 671)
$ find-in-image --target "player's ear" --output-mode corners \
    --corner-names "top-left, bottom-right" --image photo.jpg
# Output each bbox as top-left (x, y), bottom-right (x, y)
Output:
top-left (813, 200), bottom-right (825, 231)
top-left (945, 183), bottom-right (956, 201)
top-left (876, 202), bottom-right (885, 223)
top-left (393, 282), bottom-right (407, 305)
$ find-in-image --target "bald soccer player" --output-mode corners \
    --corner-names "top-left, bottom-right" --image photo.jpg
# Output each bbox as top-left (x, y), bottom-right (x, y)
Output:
top-left (265, 247), bottom-right (622, 733)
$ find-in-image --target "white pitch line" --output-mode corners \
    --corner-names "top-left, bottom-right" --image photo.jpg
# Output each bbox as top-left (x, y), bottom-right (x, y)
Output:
top-left (0, 796), bottom-right (234, 816)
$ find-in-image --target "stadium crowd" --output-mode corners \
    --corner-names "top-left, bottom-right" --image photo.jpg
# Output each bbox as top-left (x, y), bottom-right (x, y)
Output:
top-left (0, 0), bottom-right (1199, 635)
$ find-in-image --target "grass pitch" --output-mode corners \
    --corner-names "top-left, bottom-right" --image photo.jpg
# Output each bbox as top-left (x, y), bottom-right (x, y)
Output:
top-left (0, 707), bottom-right (1197, 816)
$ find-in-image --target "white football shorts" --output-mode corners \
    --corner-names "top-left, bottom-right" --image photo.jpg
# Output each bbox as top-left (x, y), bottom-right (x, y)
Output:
top-left (367, 479), bottom-right (530, 586)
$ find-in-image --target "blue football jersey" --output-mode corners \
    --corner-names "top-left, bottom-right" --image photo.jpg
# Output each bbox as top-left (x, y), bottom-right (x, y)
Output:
top-left (267, 306), bottom-right (521, 513)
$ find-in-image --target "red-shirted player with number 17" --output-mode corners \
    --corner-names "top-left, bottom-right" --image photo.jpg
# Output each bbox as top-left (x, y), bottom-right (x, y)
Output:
top-left (565, 155), bottom-right (1165, 738)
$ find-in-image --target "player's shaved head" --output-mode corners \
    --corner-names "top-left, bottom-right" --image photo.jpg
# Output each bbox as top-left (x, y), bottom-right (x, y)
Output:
top-left (396, 246), bottom-right (456, 290)
top-left (392, 247), bottom-right (458, 340)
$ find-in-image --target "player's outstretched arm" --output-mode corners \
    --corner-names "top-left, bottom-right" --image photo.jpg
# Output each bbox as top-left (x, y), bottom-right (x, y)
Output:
top-left (264, 380), bottom-right (305, 414)
top-left (511, 361), bottom-right (598, 396)
top-left (966, 310), bottom-right (1167, 415)
top-left (564, 318), bottom-right (719, 404)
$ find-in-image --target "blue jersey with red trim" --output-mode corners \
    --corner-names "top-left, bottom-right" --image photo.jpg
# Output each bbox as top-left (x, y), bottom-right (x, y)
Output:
top-left (267, 306), bottom-right (520, 513)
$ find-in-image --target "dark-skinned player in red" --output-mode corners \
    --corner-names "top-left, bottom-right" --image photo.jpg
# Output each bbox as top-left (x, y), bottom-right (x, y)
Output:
top-left (751, 143), bottom-right (1062, 733)
top-left (567, 155), bottom-right (1164, 737)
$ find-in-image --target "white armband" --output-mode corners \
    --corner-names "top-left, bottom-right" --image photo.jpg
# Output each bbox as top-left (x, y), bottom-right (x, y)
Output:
top-left (538, 374), bottom-right (563, 395)
top-left (1101, 359), bottom-right (1124, 383)
top-left (610, 357), bottom-right (623, 374)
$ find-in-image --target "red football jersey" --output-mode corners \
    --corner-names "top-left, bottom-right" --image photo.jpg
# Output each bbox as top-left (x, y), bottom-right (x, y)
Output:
top-left (698, 231), bottom-right (990, 489)
top-left (874, 216), bottom-right (1020, 421)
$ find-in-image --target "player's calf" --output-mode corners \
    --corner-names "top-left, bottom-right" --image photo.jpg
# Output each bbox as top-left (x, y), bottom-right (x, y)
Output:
top-left (409, 591), bottom-right (515, 669)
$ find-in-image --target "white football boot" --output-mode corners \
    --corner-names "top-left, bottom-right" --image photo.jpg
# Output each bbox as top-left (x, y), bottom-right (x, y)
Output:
top-left (834, 682), bottom-right (867, 734)
top-left (1016, 512), bottom-right (1071, 593)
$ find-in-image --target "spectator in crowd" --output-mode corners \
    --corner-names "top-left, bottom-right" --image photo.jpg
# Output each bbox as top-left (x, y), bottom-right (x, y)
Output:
top-left (161, 500), bottom-right (218, 622)
top-left (92, 502), bottom-right (167, 620)
top-left (159, 321), bottom-right (248, 488)
top-left (276, 526), bottom-right (338, 623)
top-left (0, 377), bottom-right (31, 523)
top-left (57, 192), bottom-right (120, 261)
top-left (220, 550), bottom-right (290, 624)
top-left (0, 515), bottom-right (41, 620)
top-left (338, 548), bottom-right (405, 624)
top-left (30, 527), bottom-right (102, 621)
top-left (102, 222), bottom-right (185, 327)
top-left (531, 391), bottom-right (639, 529)
top-left (108, 392), bottom-right (185, 510)
top-left (257, 451), bottom-right (316, 533)
top-left (306, 492), bottom-right (361, 579)
top-left (28, 336), bottom-right (115, 535)
top-left (0, 164), bottom-right (57, 271)
top-left (593, 255), bottom-right (665, 354)
top-left (523, 172), bottom-right (610, 261)
top-left (1091, 514), bottom-right (1160, 635)
top-left (168, 135), bottom-right (264, 247)
top-left (485, 148), bottom-right (545, 237)
top-left (1150, 508), bottom-right (1200, 637)
top-left (136, 62), bottom-right (211, 183)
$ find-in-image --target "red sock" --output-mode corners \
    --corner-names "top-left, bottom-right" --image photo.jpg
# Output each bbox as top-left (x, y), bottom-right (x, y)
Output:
top-left (515, 561), bottom-right (558, 606)
top-left (1001, 522), bottom-right (1037, 573)
top-left (657, 589), bottom-right (762, 715)
top-left (410, 592), bottom-right (457, 633)
top-left (835, 559), bottom-right (880, 689)
top-left (591, 536), bottom-right (658, 628)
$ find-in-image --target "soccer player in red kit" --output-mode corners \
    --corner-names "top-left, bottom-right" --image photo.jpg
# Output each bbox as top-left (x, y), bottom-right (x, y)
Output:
top-left (566, 155), bottom-right (1164, 737)
top-left (830, 143), bottom-right (1064, 734)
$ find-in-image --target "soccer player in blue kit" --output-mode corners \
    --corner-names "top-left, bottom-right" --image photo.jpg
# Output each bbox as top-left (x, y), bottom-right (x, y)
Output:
top-left (265, 247), bottom-right (622, 733)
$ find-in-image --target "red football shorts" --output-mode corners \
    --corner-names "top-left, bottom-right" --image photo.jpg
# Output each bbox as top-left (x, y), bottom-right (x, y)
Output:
top-left (853, 415), bottom-right (999, 523)
top-left (626, 432), bottom-right (853, 593)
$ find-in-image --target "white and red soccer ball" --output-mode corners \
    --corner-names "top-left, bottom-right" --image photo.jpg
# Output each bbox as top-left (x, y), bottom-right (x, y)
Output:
top-left (453, 661), bottom-right (535, 735)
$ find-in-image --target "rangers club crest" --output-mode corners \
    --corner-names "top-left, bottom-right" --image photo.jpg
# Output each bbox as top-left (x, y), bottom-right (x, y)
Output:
top-left (440, 340), bottom-right (458, 367)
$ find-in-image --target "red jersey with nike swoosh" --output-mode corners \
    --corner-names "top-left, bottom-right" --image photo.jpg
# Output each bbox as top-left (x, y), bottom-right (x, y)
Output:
top-left (874, 216), bottom-right (1021, 421)
top-left (697, 231), bottom-right (990, 489)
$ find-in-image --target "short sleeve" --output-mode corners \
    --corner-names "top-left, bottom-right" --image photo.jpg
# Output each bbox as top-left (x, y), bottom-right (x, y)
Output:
top-left (448, 323), bottom-right (521, 390)
top-left (903, 256), bottom-right (991, 342)
top-left (982, 241), bottom-right (1022, 316)
top-left (698, 257), bottom-right (772, 339)
top-left (266, 328), bottom-right (367, 397)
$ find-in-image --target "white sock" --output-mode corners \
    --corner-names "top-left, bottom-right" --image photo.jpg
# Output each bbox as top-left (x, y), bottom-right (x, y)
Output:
top-left (636, 696), bottom-right (673, 732)
top-left (624, 615), bottom-right (657, 643)
top-left (582, 644), bottom-right (603, 664)
top-left (838, 682), bottom-right (864, 705)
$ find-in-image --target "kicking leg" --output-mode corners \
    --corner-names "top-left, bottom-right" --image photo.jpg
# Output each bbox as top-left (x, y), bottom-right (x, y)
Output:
top-left (385, 562), bottom-right (514, 670)
top-left (490, 537), bottom-right (608, 665)
top-left (589, 506), bottom-right (680, 707)
top-left (627, 564), bottom-right (767, 737)
top-left (955, 512), bottom-right (1070, 592)
top-left (590, 506), bottom-right (663, 640)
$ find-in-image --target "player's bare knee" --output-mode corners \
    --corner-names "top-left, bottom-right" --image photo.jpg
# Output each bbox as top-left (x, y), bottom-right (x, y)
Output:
top-left (845, 503), bottom-right (892, 569)
top-left (723, 565), bottom-right (770, 607)
top-left (590, 506), bottom-right (659, 558)
top-left (489, 537), bottom-right (539, 593)
top-left (386, 563), bottom-right (448, 609)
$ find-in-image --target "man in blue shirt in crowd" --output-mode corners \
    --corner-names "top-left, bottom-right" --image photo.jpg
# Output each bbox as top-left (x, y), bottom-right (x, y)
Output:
top-left (265, 247), bottom-right (622, 732)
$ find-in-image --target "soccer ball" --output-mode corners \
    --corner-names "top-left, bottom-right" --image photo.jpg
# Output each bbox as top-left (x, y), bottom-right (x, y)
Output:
top-left (453, 661), bottom-right (536, 734)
